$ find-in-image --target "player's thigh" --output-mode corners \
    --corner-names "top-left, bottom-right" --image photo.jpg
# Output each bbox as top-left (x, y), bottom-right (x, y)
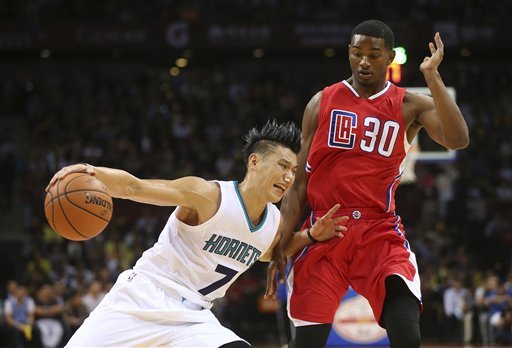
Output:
top-left (288, 246), bottom-right (349, 324)
top-left (66, 304), bottom-right (168, 347)
top-left (350, 228), bottom-right (421, 323)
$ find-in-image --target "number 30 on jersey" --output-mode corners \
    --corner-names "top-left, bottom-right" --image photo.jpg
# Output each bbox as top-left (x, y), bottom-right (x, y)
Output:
top-left (328, 110), bottom-right (400, 157)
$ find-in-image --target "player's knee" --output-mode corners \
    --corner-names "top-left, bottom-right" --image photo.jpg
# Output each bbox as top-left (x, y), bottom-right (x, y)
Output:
top-left (382, 282), bottom-right (421, 348)
top-left (293, 324), bottom-right (332, 348)
top-left (386, 320), bottom-right (421, 348)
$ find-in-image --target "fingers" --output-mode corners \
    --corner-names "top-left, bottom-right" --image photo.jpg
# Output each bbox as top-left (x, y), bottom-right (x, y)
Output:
top-left (265, 262), bottom-right (281, 299)
top-left (335, 225), bottom-right (347, 232)
top-left (264, 268), bottom-right (277, 299)
top-left (324, 204), bottom-right (340, 218)
top-left (428, 33), bottom-right (443, 56)
top-left (435, 32), bottom-right (444, 50)
top-left (278, 258), bottom-right (286, 285)
top-left (333, 216), bottom-right (349, 223)
top-left (429, 42), bottom-right (436, 55)
top-left (45, 164), bottom-right (95, 192)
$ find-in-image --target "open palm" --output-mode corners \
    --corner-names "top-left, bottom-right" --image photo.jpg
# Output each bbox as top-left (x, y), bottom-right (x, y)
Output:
top-left (420, 32), bottom-right (444, 74)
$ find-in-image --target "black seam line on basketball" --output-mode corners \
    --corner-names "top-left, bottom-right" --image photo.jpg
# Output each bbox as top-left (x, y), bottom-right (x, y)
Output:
top-left (64, 195), bottom-right (111, 223)
top-left (46, 190), bottom-right (56, 230)
top-left (45, 189), bottom-right (54, 208)
top-left (58, 188), bottom-right (109, 195)
top-left (57, 176), bottom-right (89, 239)
top-left (63, 176), bottom-right (111, 223)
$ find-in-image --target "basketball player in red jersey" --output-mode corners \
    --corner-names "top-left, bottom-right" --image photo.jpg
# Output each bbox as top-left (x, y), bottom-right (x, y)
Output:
top-left (265, 20), bottom-right (469, 347)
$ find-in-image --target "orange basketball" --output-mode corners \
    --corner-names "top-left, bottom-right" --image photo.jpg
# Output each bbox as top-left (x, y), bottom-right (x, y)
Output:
top-left (44, 173), bottom-right (113, 241)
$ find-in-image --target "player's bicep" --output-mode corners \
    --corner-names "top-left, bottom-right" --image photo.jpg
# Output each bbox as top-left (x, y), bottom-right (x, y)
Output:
top-left (408, 93), bottom-right (445, 146)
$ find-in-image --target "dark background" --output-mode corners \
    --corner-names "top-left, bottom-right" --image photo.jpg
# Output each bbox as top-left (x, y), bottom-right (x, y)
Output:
top-left (1, 1), bottom-right (511, 347)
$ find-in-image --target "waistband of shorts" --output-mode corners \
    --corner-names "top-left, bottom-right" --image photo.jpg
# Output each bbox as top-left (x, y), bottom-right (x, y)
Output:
top-left (128, 270), bottom-right (204, 311)
top-left (310, 208), bottom-right (396, 222)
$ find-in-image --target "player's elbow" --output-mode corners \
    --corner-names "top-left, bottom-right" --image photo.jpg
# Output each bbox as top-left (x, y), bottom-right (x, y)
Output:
top-left (446, 133), bottom-right (470, 150)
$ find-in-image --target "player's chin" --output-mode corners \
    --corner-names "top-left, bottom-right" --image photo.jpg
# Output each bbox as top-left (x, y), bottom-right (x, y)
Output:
top-left (356, 74), bottom-right (374, 85)
top-left (270, 187), bottom-right (285, 202)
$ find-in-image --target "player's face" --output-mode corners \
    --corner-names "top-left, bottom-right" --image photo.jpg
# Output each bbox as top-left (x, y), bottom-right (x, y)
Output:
top-left (348, 34), bottom-right (395, 87)
top-left (258, 146), bottom-right (298, 203)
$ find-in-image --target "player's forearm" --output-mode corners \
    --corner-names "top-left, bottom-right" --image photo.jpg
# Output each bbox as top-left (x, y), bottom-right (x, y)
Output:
top-left (285, 229), bottom-right (315, 256)
top-left (278, 184), bottom-right (308, 247)
top-left (423, 71), bottom-right (469, 149)
top-left (93, 166), bottom-right (139, 199)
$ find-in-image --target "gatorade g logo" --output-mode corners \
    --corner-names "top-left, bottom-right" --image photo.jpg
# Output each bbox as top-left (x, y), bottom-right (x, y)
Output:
top-left (85, 193), bottom-right (112, 212)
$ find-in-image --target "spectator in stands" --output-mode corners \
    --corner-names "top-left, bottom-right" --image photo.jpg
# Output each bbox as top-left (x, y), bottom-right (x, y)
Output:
top-left (34, 284), bottom-right (66, 348)
top-left (63, 290), bottom-right (88, 338)
top-left (80, 280), bottom-right (105, 313)
top-left (4, 284), bottom-right (41, 348)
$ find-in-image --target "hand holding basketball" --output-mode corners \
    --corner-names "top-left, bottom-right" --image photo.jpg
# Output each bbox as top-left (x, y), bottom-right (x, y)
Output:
top-left (45, 165), bottom-right (113, 241)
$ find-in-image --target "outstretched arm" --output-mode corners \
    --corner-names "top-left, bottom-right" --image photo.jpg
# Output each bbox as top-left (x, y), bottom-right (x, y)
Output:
top-left (259, 204), bottom-right (348, 262)
top-left (277, 91), bottom-right (322, 249)
top-left (406, 32), bottom-right (469, 149)
top-left (265, 93), bottom-right (321, 277)
top-left (263, 204), bottom-right (348, 298)
top-left (46, 163), bottom-right (218, 210)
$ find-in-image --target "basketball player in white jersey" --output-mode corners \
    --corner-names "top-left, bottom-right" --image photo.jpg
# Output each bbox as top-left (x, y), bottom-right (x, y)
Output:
top-left (47, 120), bottom-right (348, 348)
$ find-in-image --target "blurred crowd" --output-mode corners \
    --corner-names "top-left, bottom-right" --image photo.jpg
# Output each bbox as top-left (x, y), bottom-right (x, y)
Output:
top-left (1, 40), bottom-right (511, 347)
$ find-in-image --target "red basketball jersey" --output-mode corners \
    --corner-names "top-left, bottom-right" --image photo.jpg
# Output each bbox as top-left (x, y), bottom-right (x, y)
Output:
top-left (307, 80), bottom-right (407, 213)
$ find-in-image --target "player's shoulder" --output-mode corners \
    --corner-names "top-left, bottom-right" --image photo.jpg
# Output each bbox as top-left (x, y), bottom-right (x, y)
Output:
top-left (403, 89), bottom-right (432, 105)
top-left (179, 176), bottom-right (221, 195)
top-left (402, 89), bottom-right (435, 123)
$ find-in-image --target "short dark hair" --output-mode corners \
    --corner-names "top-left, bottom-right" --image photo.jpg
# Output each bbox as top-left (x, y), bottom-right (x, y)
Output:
top-left (242, 119), bottom-right (301, 164)
top-left (351, 20), bottom-right (394, 50)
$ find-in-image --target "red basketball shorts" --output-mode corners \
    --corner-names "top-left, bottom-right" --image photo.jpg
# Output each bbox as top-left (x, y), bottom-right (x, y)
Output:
top-left (287, 208), bottom-right (422, 326)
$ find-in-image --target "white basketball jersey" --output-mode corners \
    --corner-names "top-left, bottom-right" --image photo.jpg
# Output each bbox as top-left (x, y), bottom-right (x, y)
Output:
top-left (133, 180), bottom-right (280, 309)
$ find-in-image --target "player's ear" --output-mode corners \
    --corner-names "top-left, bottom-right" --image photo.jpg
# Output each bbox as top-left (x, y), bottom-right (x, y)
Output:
top-left (388, 49), bottom-right (396, 66)
top-left (248, 153), bottom-right (259, 168)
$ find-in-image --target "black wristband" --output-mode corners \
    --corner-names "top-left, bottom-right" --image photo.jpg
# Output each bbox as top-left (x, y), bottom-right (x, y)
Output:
top-left (306, 227), bottom-right (319, 243)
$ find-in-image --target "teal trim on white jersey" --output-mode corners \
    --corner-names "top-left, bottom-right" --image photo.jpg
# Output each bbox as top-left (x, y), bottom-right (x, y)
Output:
top-left (132, 180), bottom-right (280, 309)
top-left (233, 180), bottom-right (268, 232)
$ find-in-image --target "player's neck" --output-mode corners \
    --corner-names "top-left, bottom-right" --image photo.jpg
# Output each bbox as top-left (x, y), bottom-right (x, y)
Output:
top-left (237, 180), bottom-right (267, 226)
top-left (347, 76), bottom-right (388, 98)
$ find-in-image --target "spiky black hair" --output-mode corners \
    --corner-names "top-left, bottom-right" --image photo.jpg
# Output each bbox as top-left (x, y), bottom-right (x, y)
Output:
top-left (351, 20), bottom-right (394, 50)
top-left (242, 119), bottom-right (301, 164)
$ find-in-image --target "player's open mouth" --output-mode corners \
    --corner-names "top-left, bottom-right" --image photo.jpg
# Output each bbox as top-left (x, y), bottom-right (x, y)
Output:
top-left (358, 71), bottom-right (372, 79)
top-left (273, 184), bottom-right (287, 195)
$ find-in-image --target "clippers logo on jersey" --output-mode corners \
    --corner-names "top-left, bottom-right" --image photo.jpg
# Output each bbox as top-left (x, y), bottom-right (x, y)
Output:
top-left (203, 234), bottom-right (261, 267)
top-left (329, 110), bottom-right (358, 149)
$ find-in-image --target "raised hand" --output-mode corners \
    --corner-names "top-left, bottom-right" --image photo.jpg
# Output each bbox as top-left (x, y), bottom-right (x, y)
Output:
top-left (420, 32), bottom-right (444, 74)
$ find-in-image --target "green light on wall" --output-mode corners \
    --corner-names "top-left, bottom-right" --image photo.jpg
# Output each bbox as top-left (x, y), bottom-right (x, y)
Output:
top-left (394, 47), bottom-right (407, 64)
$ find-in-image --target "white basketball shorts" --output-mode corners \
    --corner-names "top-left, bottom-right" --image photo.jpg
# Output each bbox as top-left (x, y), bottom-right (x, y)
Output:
top-left (66, 270), bottom-right (248, 347)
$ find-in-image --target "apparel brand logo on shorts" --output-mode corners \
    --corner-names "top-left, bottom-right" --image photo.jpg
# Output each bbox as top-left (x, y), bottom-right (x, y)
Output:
top-left (203, 234), bottom-right (261, 267)
top-left (85, 193), bottom-right (113, 212)
top-left (127, 272), bottom-right (137, 282)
